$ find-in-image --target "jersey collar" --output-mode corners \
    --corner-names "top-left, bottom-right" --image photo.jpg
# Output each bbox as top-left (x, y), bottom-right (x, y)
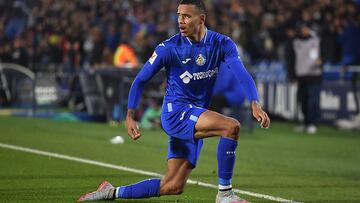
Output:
top-left (185, 27), bottom-right (208, 45)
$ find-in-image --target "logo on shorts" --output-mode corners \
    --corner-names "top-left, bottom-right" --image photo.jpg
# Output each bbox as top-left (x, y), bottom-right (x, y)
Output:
top-left (196, 54), bottom-right (206, 66)
top-left (179, 71), bottom-right (193, 84)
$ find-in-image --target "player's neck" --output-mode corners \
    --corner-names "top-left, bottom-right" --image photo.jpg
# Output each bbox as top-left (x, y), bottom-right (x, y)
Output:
top-left (188, 25), bottom-right (206, 43)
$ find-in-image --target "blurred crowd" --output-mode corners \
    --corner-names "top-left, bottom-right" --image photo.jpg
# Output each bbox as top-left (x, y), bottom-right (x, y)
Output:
top-left (0, 0), bottom-right (360, 73)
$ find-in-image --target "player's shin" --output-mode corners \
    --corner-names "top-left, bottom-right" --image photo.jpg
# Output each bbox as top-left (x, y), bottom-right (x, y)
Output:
top-left (115, 178), bottom-right (161, 199)
top-left (217, 136), bottom-right (238, 190)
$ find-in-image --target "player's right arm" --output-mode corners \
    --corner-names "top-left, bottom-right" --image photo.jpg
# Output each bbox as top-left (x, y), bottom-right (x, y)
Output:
top-left (221, 37), bottom-right (270, 128)
top-left (126, 44), bottom-right (169, 140)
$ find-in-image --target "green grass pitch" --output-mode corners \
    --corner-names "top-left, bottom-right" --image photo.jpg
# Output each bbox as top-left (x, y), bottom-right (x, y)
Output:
top-left (0, 116), bottom-right (360, 202)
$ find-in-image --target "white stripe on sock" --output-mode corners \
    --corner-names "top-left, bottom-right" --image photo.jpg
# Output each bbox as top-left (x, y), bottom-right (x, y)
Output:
top-left (218, 184), bottom-right (232, 190)
top-left (115, 187), bottom-right (120, 198)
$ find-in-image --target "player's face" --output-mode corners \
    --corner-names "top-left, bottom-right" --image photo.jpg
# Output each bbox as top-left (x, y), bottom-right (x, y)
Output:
top-left (177, 4), bottom-right (205, 39)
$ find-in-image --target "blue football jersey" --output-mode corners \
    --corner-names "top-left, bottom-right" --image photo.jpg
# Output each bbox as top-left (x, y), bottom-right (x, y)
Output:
top-left (146, 30), bottom-right (239, 107)
top-left (127, 29), bottom-right (258, 110)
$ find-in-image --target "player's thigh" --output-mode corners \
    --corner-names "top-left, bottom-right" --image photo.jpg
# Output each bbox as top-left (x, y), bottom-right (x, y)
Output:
top-left (195, 110), bottom-right (240, 138)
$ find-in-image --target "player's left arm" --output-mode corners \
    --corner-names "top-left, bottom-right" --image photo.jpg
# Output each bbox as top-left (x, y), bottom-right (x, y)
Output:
top-left (222, 38), bottom-right (270, 128)
top-left (127, 45), bottom-right (169, 140)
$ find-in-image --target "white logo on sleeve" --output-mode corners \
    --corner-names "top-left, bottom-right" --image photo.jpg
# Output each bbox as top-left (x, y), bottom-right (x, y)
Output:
top-left (182, 58), bottom-right (191, 64)
top-left (148, 51), bottom-right (157, 65)
top-left (179, 71), bottom-right (193, 84)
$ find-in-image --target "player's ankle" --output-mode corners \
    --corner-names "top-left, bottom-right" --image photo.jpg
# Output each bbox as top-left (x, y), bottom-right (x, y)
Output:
top-left (218, 183), bottom-right (232, 191)
top-left (218, 187), bottom-right (232, 192)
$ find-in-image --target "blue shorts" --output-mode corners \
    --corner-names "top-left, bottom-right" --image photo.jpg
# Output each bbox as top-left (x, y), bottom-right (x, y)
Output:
top-left (161, 101), bottom-right (207, 167)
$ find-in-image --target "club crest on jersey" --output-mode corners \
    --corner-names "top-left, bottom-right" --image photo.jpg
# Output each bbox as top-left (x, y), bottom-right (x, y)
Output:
top-left (195, 54), bottom-right (206, 66)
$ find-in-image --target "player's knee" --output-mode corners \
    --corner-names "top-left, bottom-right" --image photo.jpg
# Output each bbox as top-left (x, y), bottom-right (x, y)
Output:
top-left (161, 182), bottom-right (184, 195)
top-left (223, 119), bottom-right (241, 140)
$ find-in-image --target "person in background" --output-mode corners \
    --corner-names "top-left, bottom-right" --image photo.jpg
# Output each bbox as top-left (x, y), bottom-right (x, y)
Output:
top-left (283, 25), bottom-right (296, 82)
top-left (336, 11), bottom-right (360, 114)
top-left (292, 24), bottom-right (323, 134)
top-left (10, 36), bottom-right (29, 67)
top-left (113, 43), bottom-right (138, 68)
top-left (140, 98), bottom-right (162, 130)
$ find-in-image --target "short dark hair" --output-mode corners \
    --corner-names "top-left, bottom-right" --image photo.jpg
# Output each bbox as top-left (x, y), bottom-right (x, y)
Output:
top-left (179, 0), bottom-right (206, 14)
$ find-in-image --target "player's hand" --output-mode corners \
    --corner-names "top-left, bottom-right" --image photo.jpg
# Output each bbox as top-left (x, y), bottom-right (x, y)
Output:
top-left (125, 109), bottom-right (141, 140)
top-left (251, 101), bottom-right (270, 129)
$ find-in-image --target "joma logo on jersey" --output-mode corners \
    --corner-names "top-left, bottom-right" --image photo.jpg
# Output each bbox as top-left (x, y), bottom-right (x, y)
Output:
top-left (179, 67), bottom-right (219, 84)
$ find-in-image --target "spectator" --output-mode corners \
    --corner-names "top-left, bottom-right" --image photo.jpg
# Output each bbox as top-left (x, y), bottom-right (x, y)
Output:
top-left (337, 16), bottom-right (360, 66)
top-left (337, 12), bottom-right (360, 115)
top-left (113, 43), bottom-right (138, 68)
top-left (4, 0), bottom-right (29, 41)
top-left (0, 43), bottom-right (12, 63)
top-left (83, 26), bottom-right (105, 68)
top-left (292, 24), bottom-right (323, 134)
top-left (139, 98), bottom-right (162, 130)
top-left (104, 23), bottom-right (120, 53)
top-left (283, 25), bottom-right (296, 82)
top-left (10, 36), bottom-right (28, 67)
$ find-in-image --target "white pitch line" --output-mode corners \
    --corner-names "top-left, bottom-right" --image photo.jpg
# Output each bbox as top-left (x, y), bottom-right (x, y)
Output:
top-left (0, 142), bottom-right (300, 203)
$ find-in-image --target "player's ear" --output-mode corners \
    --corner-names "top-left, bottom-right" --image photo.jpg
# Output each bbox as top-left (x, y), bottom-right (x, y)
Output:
top-left (199, 14), bottom-right (205, 24)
